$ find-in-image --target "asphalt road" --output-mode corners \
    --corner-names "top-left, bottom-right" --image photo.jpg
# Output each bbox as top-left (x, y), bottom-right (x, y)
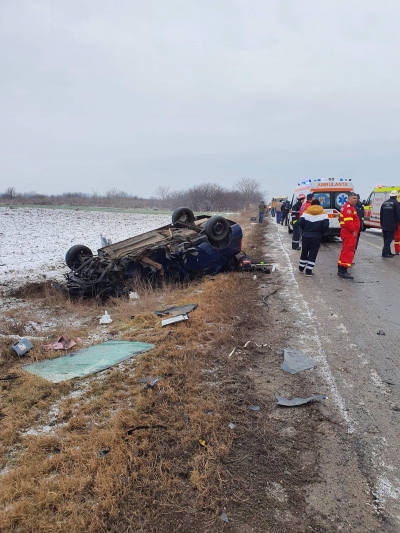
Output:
top-left (270, 221), bottom-right (400, 532)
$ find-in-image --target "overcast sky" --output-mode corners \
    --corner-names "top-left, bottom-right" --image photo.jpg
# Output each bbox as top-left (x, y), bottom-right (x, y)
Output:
top-left (1, 0), bottom-right (399, 200)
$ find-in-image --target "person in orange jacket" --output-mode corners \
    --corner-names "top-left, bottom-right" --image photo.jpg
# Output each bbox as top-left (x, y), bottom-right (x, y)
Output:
top-left (337, 192), bottom-right (360, 279)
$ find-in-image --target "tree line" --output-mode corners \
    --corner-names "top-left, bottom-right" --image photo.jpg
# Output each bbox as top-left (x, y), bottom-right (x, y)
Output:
top-left (0, 178), bottom-right (267, 211)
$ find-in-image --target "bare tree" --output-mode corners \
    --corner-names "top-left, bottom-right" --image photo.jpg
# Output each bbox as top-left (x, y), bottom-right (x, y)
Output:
top-left (4, 186), bottom-right (16, 198)
top-left (233, 177), bottom-right (262, 210)
top-left (154, 185), bottom-right (171, 200)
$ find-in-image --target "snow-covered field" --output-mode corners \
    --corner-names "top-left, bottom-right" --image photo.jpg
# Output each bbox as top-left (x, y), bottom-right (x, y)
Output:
top-left (0, 207), bottom-right (171, 293)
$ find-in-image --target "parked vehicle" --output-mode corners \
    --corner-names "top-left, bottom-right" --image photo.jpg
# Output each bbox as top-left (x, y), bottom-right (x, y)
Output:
top-left (289, 178), bottom-right (355, 236)
top-left (63, 208), bottom-right (243, 298)
top-left (363, 186), bottom-right (400, 230)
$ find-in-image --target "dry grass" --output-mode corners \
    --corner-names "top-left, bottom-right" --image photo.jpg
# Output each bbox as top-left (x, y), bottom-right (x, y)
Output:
top-left (0, 213), bottom-right (313, 533)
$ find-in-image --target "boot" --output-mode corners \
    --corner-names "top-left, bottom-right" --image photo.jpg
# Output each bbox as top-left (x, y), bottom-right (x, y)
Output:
top-left (339, 268), bottom-right (353, 279)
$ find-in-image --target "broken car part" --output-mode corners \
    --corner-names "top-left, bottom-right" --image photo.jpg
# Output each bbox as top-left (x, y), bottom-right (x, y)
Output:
top-left (161, 314), bottom-right (189, 326)
top-left (154, 304), bottom-right (198, 317)
top-left (275, 394), bottom-right (327, 407)
top-left (281, 348), bottom-right (316, 374)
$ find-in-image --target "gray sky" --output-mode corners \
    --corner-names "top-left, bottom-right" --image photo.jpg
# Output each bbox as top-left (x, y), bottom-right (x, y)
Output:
top-left (1, 0), bottom-right (399, 201)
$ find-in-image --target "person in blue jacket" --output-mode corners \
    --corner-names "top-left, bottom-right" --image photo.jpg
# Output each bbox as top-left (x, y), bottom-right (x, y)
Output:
top-left (298, 199), bottom-right (329, 276)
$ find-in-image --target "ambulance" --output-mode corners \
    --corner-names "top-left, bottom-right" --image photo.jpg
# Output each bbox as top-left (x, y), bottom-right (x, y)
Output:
top-left (289, 178), bottom-right (355, 236)
top-left (363, 185), bottom-right (400, 230)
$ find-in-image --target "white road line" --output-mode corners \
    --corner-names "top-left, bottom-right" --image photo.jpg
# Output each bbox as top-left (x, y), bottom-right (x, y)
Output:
top-left (272, 224), bottom-right (355, 432)
top-left (271, 224), bottom-right (400, 521)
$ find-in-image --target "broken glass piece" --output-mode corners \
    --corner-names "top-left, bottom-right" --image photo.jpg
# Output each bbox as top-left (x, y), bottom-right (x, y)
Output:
top-left (276, 394), bottom-right (326, 407)
top-left (23, 341), bottom-right (154, 383)
top-left (281, 348), bottom-right (316, 374)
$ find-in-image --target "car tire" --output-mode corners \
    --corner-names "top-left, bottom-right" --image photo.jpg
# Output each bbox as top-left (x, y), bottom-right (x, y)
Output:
top-left (204, 215), bottom-right (230, 243)
top-left (172, 207), bottom-right (195, 225)
top-left (65, 245), bottom-right (93, 269)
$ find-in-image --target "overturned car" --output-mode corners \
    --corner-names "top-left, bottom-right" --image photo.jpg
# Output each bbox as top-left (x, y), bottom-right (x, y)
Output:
top-left (63, 207), bottom-right (243, 298)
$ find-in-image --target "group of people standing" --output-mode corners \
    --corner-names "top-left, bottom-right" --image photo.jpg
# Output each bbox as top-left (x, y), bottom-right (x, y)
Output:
top-left (264, 198), bottom-right (291, 225)
top-left (259, 189), bottom-right (400, 280)
top-left (289, 191), bottom-right (364, 279)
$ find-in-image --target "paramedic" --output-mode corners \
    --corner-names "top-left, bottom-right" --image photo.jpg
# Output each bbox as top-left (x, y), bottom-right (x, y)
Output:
top-left (380, 190), bottom-right (400, 257)
top-left (337, 192), bottom-right (360, 279)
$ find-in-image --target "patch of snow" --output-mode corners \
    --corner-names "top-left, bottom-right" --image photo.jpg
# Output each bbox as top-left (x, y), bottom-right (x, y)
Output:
top-left (0, 207), bottom-right (171, 293)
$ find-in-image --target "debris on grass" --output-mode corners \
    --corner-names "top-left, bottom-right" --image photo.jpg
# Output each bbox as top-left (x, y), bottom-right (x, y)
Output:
top-left (129, 291), bottom-right (139, 299)
top-left (98, 448), bottom-right (110, 458)
top-left (228, 423), bottom-right (236, 430)
top-left (138, 376), bottom-right (160, 385)
top-left (144, 377), bottom-right (159, 389)
top-left (161, 314), bottom-right (189, 326)
top-left (281, 347), bottom-right (316, 374)
top-left (0, 374), bottom-right (19, 381)
top-left (243, 340), bottom-right (270, 349)
top-left (275, 394), bottom-right (327, 407)
top-left (99, 310), bottom-right (112, 324)
top-left (23, 340), bottom-right (155, 383)
top-left (12, 337), bottom-right (33, 356)
top-left (43, 336), bottom-right (81, 351)
top-left (249, 405), bottom-right (260, 411)
top-left (220, 512), bottom-right (229, 523)
top-left (154, 304), bottom-right (198, 316)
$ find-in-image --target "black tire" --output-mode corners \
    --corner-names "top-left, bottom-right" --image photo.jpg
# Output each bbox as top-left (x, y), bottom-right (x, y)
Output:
top-left (172, 207), bottom-right (195, 225)
top-left (204, 215), bottom-right (230, 243)
top-left (65, 245), bottom-right (93, 269)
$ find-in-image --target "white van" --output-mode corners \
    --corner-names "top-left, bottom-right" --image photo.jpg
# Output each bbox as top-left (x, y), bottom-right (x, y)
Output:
top-left (363, 186), bottom-right (400, 229)
top-left (289, 179), bottom-right (355, 236)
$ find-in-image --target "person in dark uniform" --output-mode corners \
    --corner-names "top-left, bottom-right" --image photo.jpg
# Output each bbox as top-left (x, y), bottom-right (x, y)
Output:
top-left (380, 190), bottom-right (400, 257)
top-left (355, 194), bottom-right (365, 251)
top-left (298, 199), bottom-right (329, 276)
top-left (291, 194), bottom-right (305, 250)
top-left (258, 200), bottom-right (266, 223)
top-left (280, 200), bottom-right (291, 226)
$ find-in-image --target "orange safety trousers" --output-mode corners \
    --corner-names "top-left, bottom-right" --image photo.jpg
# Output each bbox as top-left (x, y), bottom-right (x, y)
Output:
top-left (338, 229), bottom-right (357, 268)
top-left (395, 224), bottom-right (400, 253)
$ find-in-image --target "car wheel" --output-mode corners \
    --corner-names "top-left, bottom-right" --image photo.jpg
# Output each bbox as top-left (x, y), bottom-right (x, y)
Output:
top-left (65, 245), bottom-right (93, 269)
top-left (204, 215), bottom-right (230, 243)
top-left (172, 207), bottom-right (195, 224)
